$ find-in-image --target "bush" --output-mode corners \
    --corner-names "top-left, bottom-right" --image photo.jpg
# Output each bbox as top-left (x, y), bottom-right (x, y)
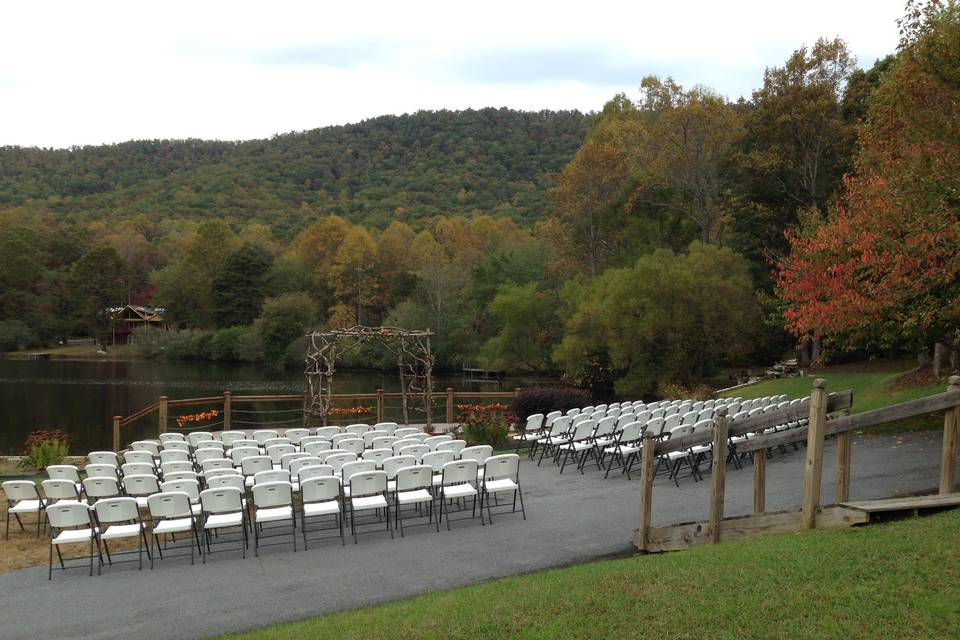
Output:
top-left (21, 430), bottom-right (70, 471)
top-left (455, 403), bottom-right (513, 446)
top-left (511, 386), bottom-right (591, 425)
top-left (0, 319), bottom-right (39, 352)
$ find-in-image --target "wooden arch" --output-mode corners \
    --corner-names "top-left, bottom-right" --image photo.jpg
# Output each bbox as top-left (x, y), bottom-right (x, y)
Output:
top-left (304, 326), bottom-right (434, 427)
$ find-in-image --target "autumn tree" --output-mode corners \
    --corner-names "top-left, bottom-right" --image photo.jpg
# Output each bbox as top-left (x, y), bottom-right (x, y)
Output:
top-left (329, 226), bottom-right (378, 327)
top-left (213, 244), bottom-right (272, 327)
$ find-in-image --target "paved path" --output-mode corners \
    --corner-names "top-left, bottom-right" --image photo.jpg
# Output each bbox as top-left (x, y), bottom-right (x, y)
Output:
top-left (0, 431), bottom-right (948, 640)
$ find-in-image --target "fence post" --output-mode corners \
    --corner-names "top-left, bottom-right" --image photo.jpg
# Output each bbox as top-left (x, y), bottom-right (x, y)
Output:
top-left (753, 450), bottom-right (766, 514)
top-left (939, 376), bottom-right (960, 494)
top-left (223, 391), bottom-right (232, 431)
top-left (636, 432), bottom-right (656, 551)
top-left (158, 396), bottom-right (168, 436)
top-left (112, 416), bottom-right (121, 453)
top-left (801, 378), bottom-right (828, 529)
top-left (446, 388), bottom-right (454, 423)
top-left (707, 407), bottom-right (729, 544)
top-left (836, 408), bottom-right (852, 503)
top-left (376, 389), bottom-right (384, 423)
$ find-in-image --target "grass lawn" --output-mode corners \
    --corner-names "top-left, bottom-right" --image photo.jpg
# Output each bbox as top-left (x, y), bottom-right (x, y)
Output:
top-left (2, 343), bottom-right (144, 360)
top-left (722, 360), bottom-right (948, 433)
top-left (222, 509), bottom-right (960, 640)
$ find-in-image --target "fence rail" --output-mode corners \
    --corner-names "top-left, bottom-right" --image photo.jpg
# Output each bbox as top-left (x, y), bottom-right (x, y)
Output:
top-left (111, 387), bottom-right (520, 452)
top-left (635, 376), bottom-right (960, 552)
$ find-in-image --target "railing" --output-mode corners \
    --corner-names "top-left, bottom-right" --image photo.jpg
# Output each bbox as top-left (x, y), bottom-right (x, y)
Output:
top-left (111, 388), bottom-right (521, 452)
top-left (634, 376), bottom-right (960, 552)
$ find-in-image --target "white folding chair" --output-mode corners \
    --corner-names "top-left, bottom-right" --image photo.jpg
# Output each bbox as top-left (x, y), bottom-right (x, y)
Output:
top-left (422, 450), bottom-right (455, 488)
top-left (41, 479), bottom-right (84, 506)
top-left (374, 422), bottom-right (398, 436)
top-left (285, 428), bottom-right (310, 446)
top-left (251, 481), bottom-right (296, 555)
top-left (159, 449), bottom-right (190, 464)
top-left (347, 470), bottom-right (391, 544)
top-left (436, 439), bottom-right (467, 458)
top-left (123, 474), bottom-right (160, 509)
top-left (336, 438), bottom-right (365, 456)
top-left (399, 444), bottom-right (430, 463)
top-left (424, 435), bottom-right (453, 450)
top-left (45, 501), bottom-right (100, 579)
top-left (303, 440), bottom-right (334, 456)
top-left (394, 465), bottom-right (436, 536)
top-left (147, 491), bottom-right (202, 568)
top-left (88, 451), bottom-right (120, 467)
top-left (81, 477), bottom-right (121, 505)
top-left (220, 431), bottom-right (247, 449)
top-left (480, 454), bottom-right (525, 523)
top-left (362, 448), bottom-right (393, 469)
top-left (438, 459), bottom-right (482, 530)
top-left (314, 426), bottom-right (341, 441)
top-left (94, 497), bottom-right (150, 571)
top-left (300, 476), bottom-right (343, 548)
top-left (252, 430), bottom-right (280, 445)
top-left (3, 480), bottom-right (45, 538)
top-left (199, 487), bottom-right (248, 561)
top-left (344, 424), bottom-right (371, 438)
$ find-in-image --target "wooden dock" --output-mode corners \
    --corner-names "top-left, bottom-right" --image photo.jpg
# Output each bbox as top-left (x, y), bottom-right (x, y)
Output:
top-left (842, 492), bottom-right (960, 517)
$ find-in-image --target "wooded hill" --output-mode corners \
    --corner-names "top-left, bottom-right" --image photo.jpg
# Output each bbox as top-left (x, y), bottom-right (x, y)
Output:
top-left (0, 108), bottom-right (591, 235)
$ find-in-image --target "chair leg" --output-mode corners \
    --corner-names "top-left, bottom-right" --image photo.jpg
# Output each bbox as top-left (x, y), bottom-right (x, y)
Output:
top-left (518, 486), bottom-right (526, 520)
top-left (48, 539), bottom-right (53, 580)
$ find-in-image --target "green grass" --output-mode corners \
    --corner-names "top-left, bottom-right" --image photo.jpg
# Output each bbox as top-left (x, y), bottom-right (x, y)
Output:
top-left (722, 361), bottom-right (947, 433)
top-left (222, 509), bottom-right (960, 639)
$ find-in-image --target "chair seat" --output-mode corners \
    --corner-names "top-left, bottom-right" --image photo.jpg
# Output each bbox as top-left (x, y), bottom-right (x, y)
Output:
top-left (11, 499), bottom-right (43, 513)
top-left (442, 484), bottom-right (477, 499)
top-left (191, 503), bottom-right (202, 516)
top-left (204, 512), bottom-right (244, 529)
top-left (153, 518), bottom-right (194, 535)
top-left (387, 480), bottom-right (397, 492)
top-left (134, 496), bottom-right (151, 509)
top-left (352, 495), bottom-right (388, 511)
top-left (101, 523), bottom-right (143, 540)
top-left (690, 445), bottom-right (712, 455)
top-left (245, 477), bottom-right (255, 488)
top-left (303, 500), bottom-right (339, 517)
top-left (569, 441), bottom-right (594, 452)
top-left (666, 450), bottom-right (690, 460)
top-left (256, 506), bottom-right (293, 523)
top-left (432, 475), bottom-right (442, 486)
top-left (483, 478), bottom-right (518, 493)
top-left (594, 437), bottom-right (616, 447)
top-left (53, 528), bottom-right (96, 545)
top-left (397, 488), bottom-right (432, 505)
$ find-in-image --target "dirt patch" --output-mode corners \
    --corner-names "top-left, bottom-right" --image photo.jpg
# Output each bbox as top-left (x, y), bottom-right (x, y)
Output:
top-left (892, 368), bottom-right (939, 390)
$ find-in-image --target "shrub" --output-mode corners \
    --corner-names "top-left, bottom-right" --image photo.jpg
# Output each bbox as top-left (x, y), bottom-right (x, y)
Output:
top-left (511, 386), bottom-right (591, 425)
top-left (455, 403), bottom-right (513, 446)
top-left (21, 430), bottom-right (70, 471)
top-left (0, 319), bottom-right (38, 352)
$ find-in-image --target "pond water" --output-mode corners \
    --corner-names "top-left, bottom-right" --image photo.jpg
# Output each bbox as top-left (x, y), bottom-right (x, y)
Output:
top-left (0, 359), bottom-right (528, 454)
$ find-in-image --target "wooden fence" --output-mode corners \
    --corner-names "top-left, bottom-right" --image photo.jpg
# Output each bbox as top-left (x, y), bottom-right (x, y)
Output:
top-left (111, 388), bottom-right (520, 452)
top-left (635, 376), bottom-right (960, 552)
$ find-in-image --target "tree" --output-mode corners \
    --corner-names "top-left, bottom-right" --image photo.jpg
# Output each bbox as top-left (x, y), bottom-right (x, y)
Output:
top-left (329, 226), bottom-right (378, 327)
top-left (213, 244), bottom-right (272, 327)
top-left (555, 242), bottom-right (761, 396)
top-left (777, 2), bottom-right (960, 367)
top-left (257, 293), bottom-right (318, 368)
top-left (69, 244), bottom-right (130, 336)
top-left (481, 283), bottom-right (560, 372)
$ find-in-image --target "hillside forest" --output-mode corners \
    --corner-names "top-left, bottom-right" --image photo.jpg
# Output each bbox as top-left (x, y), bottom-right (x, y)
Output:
top-left (1, 1), bottom-right (957, 397)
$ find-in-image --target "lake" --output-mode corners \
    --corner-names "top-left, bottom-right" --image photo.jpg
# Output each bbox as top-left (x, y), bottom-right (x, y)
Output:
top-left (0, 359), bottom-right (527, 454)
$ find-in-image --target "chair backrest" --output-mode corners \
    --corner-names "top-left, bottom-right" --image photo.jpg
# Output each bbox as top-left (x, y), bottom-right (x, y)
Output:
top-left (436, 440), bottom-right (467, 457)
top-left (373, 422), bottom-right (398, 435)
top-left (634, 410), bottom-right (652, 425)
top-left (241, 456), bottom-right (273, 477)
top-left (284, 428), bottom-right (310, 445)
top-left (644, 417), bottom-right (665, 438)
top-left (424, 435), bottom-right (453, 450)
top-left (680, 411), bottom-right (699, 426)
top-left (160, 461), bottom-right (193, 475)
top-left (220, 431), bottom-right (248, 448)
top-left (303, 440), bottom-right (334, 456)
top-left (187, 432), bottom-right (214, 448)
top-left (362, 430), bottom-right (389, 446)
top-left (396, 465), bottom-right (433, 492)
top-left (362, 448), bottom-right (392, 468)
top-left (2, 480), bottom-right (40, 502)
top-left (348, 470), bottom-right (387, 499)
top-left (330, 433), bottom-right (357, 446)
top-left (201, 458), bottom-right (233, 473)
top-left (441, 459), bottom-right (478, 487)
top-left (124, 450), bottom-right (155, 466)
top-left (280, 452), bottom-right (310, 470)
top-left (163, 471), bottom-right (199, 483)
top-left (392, 439), bottom-right (421, 455)
top-left (566, 408), bottom-right (580, 417)
top-left (159, 433), bottom-right (186, 444)
top-left (253, 469), bottom-right (291, 485)
top-left (398, 444), bottom-right (430, 462)
top-left (393, 428), bottom-right (420, 439)
top-left (421, 450), bottom-right (455, 474)
top-left (147, 491), bottom-right (192, 519)
top-left (668, 425), bottom-right (696, 439)
top-left (314, 427), bottom-right (341, 440)
top-left (298, 435), bottom-right (325, 449)
top-left (160, 478), bottom-right (201, 501)
top-left (697, 409), bottom-right (714, 422)
top-left (195, 440), bottom-right (224, 452)
top-left (46, 501), bottom-right (93, 530)
top-left (544, 411), bottom-right (562, 427)
top-left (123, 474), bottom-right (160, 497)
top-left (46, 464), bottom-right (81, 483)
top-left (88, 451), bottom-right (119, 466)
top-left (131, 441), bottom-right (160, 456)
top-left (460, 445), bottom-right (493, 465)
top-left (618, 421), bottom-right (643, 442)
top-left (206, 474), bottom-right (245, 491)
top-left (41, 479), bottom-right (80, 501)
top-left (263, 438), bottom-right (292, 450)
top-left (252, 430), bottom-right (280, 444)
top-left (340, 460), bottom-right (376, 481)
top-left (336, 438), bottom-right (365, 455)
top-left (345, 424), bottom-right (371, 437)
top-left (589, 410), bottom-right (605, 422)
top-left (616, 413), bottom-right (636, 429)
top-left (301, 476), bottom-right (341, 503)
top-left (200, 487), bottom-right (243, 514)
top-left (325, 452), bottom-right (358, 475)
top-left (382, 455), bottom-right (415, 479)
top-left (594, 416), bottom-right (617, 438)
top-left (483, 454), bottom-right (520, 482)
top-left (162, 440), bottom-right (191, 453)
top-left (81, 476), bottom-right (120, 500)
top-left (371, 436), bottom-right (398, 451)
top-left (289, 457), bottom-right (324, 478)
top-left (160, 449), bottom-right (190, 464)
top-left (195, 449), bottom-right (227, 467)
top-left (548, 416), bottom-right (572, 437)
top-left (122, 462), bottom-right (157, 476)
top-left (650, 408), bottom-right (665, 420)
top-left (267, 444), bottom-right (296, 464)
top-left (406, 432), bottom-right (429, 443)
top-left (297, 464), bottom-right (335, 483)
top-left (569, 420), bottom-right (595, 442)
top-left (87, 464), bottom-right (120, 480)
top-left (523, 413), bottom-right (545, 433)
top-left (663, 413), bottom-right (682, 431)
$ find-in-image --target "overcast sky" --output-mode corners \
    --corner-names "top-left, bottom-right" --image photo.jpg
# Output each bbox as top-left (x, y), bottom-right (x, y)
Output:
top-left (0, 0), bottom-right (905, 148)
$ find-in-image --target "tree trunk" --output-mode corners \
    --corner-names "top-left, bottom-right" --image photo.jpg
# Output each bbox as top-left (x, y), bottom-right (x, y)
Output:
top-left (934, 342), bottom-right (950, 380)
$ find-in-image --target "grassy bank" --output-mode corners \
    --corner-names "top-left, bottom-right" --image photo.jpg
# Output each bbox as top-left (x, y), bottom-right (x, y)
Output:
top-left (222, 509), bottom-right (960, 639)
top-left (723, 361), bottom-right (947, 433)
top-left (1, 343), bottom-right (146, 360)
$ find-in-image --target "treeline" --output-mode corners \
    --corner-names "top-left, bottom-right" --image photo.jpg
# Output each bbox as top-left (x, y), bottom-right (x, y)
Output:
top-left (3, 4), bottom-right (952, 397)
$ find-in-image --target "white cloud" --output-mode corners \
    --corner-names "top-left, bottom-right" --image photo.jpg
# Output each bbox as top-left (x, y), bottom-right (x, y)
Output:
top-left (0, 0), bottom-right (903, 147)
